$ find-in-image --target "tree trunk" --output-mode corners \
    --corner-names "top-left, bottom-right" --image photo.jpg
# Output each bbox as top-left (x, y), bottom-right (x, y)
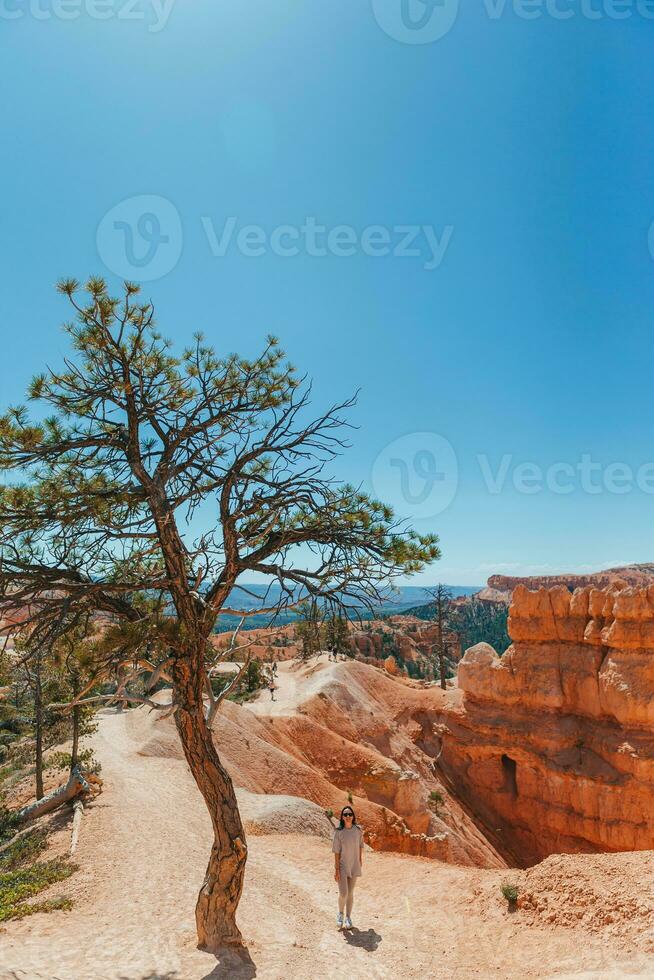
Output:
top-left (437, 601), bottom-right (446, 690)
top-left (172, 653), bottom-right (247, 952)
top-left (70, 798), bottom-right (84, 854)
top-left (17, 766), bottom-right (90, 824)
top-left (70, 703), bottom-right (80, 771)
top-left (34, 654), bottom-right (44, 800)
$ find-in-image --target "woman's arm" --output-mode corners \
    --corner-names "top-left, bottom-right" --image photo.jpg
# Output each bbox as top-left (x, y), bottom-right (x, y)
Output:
top-left (332, 831), bottom-right (341, 880)
top-left (359, 827), bottom-right (364, 868)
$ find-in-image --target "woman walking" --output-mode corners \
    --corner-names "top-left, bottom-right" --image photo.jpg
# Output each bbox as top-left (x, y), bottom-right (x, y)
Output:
top-left (332, 805), bottom-right (364, 930)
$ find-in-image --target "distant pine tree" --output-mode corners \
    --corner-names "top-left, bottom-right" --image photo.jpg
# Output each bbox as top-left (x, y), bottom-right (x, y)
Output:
top-left (325, 613), bottom-right (351, 658)
top-left (295, 601), bottom-right (324, 660)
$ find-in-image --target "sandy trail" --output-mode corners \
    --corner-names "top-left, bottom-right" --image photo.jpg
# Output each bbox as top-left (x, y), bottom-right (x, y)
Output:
top-left (3, 681), bottom-right (654, 978)
top-left (248, 657), bottom-right (303, 717)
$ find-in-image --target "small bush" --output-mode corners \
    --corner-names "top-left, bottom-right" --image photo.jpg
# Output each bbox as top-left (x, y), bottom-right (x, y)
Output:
top-left (0, 828), bottom-right (77, 922)
top-left (0, 806), bottom-right (20, 844)
top-left (0, 858), bottom-right (76, 922)
top-left (325, 808), bottom-right (334, 819)
top-left (501, 882), bottom-right (519, 905)
top-left (429, 790), bottom-right (445, 808)
top-left (6, 896), bottom-right (73, 921)
top-left (0, 830), bottom-right (48, 870)
top-left (46, 749), bottom-right (101, 775)
top-left (347, 790), bottom-right (353, 804)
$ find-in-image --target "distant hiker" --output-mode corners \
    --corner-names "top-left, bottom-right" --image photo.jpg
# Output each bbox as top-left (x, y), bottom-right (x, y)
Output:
top-left (332, 805), bottom-right (364, 930)
top-left (269, 678), bottom-right (276, 701)
top-left (272, 661), bottom-right (278, 675)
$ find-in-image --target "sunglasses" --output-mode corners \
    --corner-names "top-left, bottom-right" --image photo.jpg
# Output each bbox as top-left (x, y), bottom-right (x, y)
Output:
top-left (343, 811), bottom-right (354, 817)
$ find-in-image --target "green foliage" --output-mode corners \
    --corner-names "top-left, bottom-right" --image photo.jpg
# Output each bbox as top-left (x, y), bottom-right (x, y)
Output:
top-left (454, 600), bottom-right (510, 655)
top-left (0, 829), bottom-right (48, 870)
top-left (0, 806), bottom-right (20, 844)
top-left (380, 632), bottom-right (399, 657)
top-left (295, 602), bottom-right (324, 660)
top-left (0, 280), bottom-right (440, 681)
top-left (428, 790), bottom-right (445, 809)
top-left (500, 882), bottom-right (519, 905)
top-left (325, 808), bottom-right (334, 819)
top-left (46, 749), bottom-right (101, 775)
top-left (0, 860), bottom-right (75, 922)
top-left (0, 830), bottom-right (76, 923)
top-left (0, 624), bottom-right (101, 796)
top-left (325, 614), bottom-right (351, 657)
top-left (245, 659), bottom-right (263, 693)
top-left (210, 672), bottom-right (238, 697)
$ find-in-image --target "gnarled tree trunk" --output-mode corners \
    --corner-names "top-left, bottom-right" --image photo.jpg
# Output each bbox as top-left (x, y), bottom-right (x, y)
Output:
top-left (172, 653), bottom-right (247, 952)
top-left (17, 766), bottom-right (90, 824)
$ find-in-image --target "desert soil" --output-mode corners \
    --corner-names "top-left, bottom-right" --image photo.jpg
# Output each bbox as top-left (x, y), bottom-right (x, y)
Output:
top-left (3, 659), bottom-right (654, 979)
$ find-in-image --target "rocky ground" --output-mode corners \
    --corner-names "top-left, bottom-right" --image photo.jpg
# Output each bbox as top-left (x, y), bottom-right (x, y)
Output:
top-left (3, 655), bottom-right (654, 979)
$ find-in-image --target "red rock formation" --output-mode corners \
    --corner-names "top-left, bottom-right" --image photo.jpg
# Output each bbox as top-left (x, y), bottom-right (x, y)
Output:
top-left (476, 563), bottom-right (654, 603)
top-left (437, 581), bottom-right (654, 866)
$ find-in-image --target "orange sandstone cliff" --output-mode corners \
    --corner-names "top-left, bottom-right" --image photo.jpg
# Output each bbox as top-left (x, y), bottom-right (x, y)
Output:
top-left (437, 581), bottom-right (654, 865)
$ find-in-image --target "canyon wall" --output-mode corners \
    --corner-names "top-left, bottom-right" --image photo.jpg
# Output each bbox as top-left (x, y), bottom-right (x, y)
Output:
top-left (438, 582), bottom-right (654, 865)
top-left (477, 563), bottom-right (654, 603)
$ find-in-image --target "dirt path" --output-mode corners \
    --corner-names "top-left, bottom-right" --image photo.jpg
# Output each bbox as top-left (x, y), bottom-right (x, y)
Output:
top-left (248, 657), bottom-right (303, 717)
top-left (3, 696), bottom-right (654, 978)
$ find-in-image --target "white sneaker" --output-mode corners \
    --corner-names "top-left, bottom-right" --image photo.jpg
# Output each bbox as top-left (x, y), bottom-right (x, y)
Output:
top-left (344, 915), bottom-right (353, 929)
top-left (336, 912), bottom-right (344, 928)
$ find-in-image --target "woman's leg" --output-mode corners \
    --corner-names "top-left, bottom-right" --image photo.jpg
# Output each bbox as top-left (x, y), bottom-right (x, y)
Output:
top-left (346, 876), bottom-right (356, 917)
top-left (338, 872), bottom-right (348, 914)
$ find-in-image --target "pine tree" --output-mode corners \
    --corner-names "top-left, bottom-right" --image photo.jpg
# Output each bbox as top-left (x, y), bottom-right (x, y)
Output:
top-left (0, 278), bottom-right (440, 949)
top-left (427, 583), bottom-right (454, 690)
top-left (295, 601), bottom-right (324, 660)
top-left (325, 613), bottom-right (351, 659)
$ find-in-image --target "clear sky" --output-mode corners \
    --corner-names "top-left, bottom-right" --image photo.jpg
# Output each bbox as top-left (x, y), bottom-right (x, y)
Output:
top-left (1, 1), bottom-right (654, 586)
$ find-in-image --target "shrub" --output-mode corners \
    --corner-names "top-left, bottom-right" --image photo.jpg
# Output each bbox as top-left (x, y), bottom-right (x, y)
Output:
top-left (46, 749), bottom-right (101, 775)
top-left (0, 832), bottom-right (77, 923)
top-left (0, 806), bottom-right (20, 844)
top-left (428, 790), bottom-right (445, 808)
top-left (0, 830), bottom-right (48, 870)
top-left (501, 882), bottom-right (519, 905)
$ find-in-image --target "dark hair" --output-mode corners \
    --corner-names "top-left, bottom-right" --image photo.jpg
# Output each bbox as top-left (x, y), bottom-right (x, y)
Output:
top-left (338, 805), bottom-right (357, 829)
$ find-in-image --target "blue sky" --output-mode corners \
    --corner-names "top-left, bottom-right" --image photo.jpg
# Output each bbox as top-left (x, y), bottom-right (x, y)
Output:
top-left (1, 1), bottom-right (654, 586)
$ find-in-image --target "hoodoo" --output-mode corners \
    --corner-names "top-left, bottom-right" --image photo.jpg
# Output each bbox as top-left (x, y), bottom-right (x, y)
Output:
top-left (436, 582), bottom-right (654, 865)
